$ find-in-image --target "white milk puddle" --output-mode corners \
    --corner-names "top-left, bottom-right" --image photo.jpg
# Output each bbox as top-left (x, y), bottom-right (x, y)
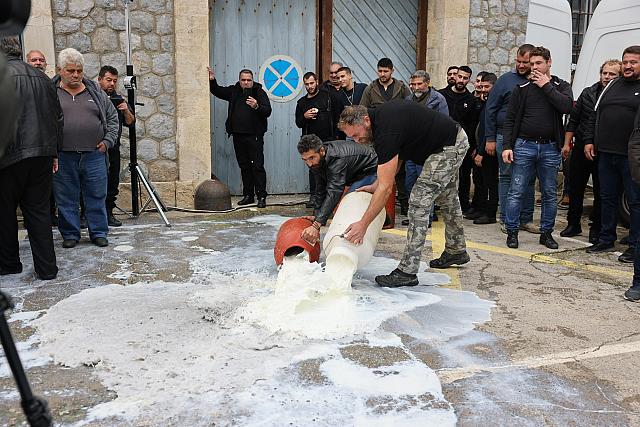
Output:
top-left (30, 217), bottom-right (493, 425)
top-left (180, 236), bottom-right (198, 242)
top-left (113, 245), bottom-right (134, 252)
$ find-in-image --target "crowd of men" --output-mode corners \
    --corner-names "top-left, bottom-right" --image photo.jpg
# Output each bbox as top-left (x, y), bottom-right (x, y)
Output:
top-left (0, 38), bottom-right (134, 281)
top-left (2, 33), bottom-right (640, 302)
top-left (208, 45), bottom-right (640, 298)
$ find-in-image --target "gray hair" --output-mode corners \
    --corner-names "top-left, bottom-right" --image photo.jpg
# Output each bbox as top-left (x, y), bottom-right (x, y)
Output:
top-left (411, 70), bottom-right (430, 82)
top-left (0, 37), bottom-right (22, 58)
top-left (338, 105), bottom-right (368, 129)
top-left (58, 48), bottom-right (84, 69)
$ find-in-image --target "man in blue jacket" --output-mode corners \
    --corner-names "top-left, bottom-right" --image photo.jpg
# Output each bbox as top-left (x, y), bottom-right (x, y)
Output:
top-left (485, 43), bottom-right (537, 233)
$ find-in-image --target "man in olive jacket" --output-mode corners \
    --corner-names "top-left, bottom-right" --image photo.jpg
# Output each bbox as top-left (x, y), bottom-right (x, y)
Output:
top-left (0, 37), bottom-right (63, 280)
top-left (209, 67), bottom-right (272, 208)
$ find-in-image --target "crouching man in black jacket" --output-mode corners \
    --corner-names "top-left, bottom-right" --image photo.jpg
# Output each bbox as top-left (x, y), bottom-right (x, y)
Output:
top-left (209, 67), bottom-right (272, 208)
top-left (297, 135), bottom-right (378, 244)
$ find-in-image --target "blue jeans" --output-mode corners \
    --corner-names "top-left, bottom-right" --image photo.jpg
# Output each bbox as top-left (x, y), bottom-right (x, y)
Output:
top-left (597, 152), bottom-right (640, 247)
top-left (505, 139), bottom-right (561, 233)
top-left (54, 150), bottom-right (109, 241)
top-left (633, 244), bottom-right (640, 288)
top-left (497, 134), bottom-right (535, 224)
top-left (347, 174), bottom-right (377, 193)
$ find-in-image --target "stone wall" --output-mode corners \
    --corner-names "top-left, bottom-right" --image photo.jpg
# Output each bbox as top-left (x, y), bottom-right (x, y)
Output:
top-left (50, 0), bottom-right (178, 186)
top-left (467, 0), bottom-right (529, 75)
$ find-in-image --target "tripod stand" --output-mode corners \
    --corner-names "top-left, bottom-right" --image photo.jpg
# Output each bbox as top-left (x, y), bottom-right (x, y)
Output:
top-left (123, 0), bottom-right (170, 227)
top-left (0, 291), bottom-right (52, 426)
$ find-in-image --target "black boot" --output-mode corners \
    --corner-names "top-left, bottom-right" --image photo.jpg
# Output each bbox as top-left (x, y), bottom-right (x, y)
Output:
top-left (506, 230), bottom-right (519, 248)
top-left (237, 195), bottom-right (255, 206)
top-left (257, 197), bottom-right (267, 208)
top-left (540, 231), bottom-right (559, 249)
top-left (108, 212), bottom-right (122, 227)
top-left (375, 268), bottom-right (418, 287)
top-left (473, 215), bottom-right (496, 225)
top-left (560, 223), bottom-right (581, 237)
top-left (588, 228), bottom-right (599, 245)
top-left (429, 251), bottom-right (470, 269)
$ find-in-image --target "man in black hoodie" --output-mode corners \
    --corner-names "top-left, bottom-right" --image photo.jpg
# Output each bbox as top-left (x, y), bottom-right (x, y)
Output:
top-left (0, 37), bottom-right (62, 280)
top-left (209, 67), bottom-right (272, 208)
top-left (439, 65), bottom-right (481, 215)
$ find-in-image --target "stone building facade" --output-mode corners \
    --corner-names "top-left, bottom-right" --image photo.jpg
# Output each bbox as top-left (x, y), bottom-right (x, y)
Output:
top-left (51, 0), bottom-right (178, 190)
top-left (22, 0), bottom-right (537, 205)
top-left (468, 0), bottom-right (530, 76)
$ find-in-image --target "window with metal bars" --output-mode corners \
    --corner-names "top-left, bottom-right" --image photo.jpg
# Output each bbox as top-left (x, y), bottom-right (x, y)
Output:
top-left (570, 0), bottom-right (601, 65)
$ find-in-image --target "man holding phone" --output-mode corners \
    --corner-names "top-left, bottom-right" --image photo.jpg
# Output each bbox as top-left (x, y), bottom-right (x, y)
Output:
top-left (98, 65), bottom-right (135, 227)
top-left (209, 67), bottom-right (272, 208)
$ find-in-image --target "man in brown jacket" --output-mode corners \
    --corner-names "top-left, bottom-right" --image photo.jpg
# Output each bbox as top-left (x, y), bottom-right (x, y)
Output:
top-left (360, 57), bottom-right (412, 214)
top-left (360, 58), bottom-right (411, 109)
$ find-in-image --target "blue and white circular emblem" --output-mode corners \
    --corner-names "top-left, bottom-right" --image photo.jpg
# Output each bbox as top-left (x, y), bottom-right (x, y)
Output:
top-left (259, 55), bottom-right (303, 103)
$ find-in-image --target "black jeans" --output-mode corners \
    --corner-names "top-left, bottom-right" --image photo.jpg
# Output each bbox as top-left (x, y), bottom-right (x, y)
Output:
top-left (0, 157), bottom-right (57, 277)
top-left (459, 146), bottom-right (484, 211)
top-left (480, 154), bottom-right (499, 217)
top-left (106, 145), bottom-right (120, 213)
top-left (233, 133), bottom-right (267, 198)
top-left (567, 145), bottom-right (600, 230)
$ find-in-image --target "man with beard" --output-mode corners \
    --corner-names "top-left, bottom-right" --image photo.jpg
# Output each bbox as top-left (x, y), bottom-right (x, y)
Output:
top-left (583, 45), bottom-right (640, 270)
top-left (209, 67), bottom-right (272, 208)
top-left (295, 71), bottom-right (341, 207)
top-left (339, 102), bottom-right (471, 287)
top-left (472, 72), bottom-right (499, 224)
top-left (322, 61), bottom-right (343, 94)
top-left (441, 66), bottom-right (459, 90)
top-left (26, 50), bottom-right (47, 72)
top-left (439, 65), bottom-right (482, 216)
top-left (360, 58), bottom-right (411, 217)
top-left (560, 59), bottom-right (622, 243)
top-left (97, 65), bottom-right (135, 227)
top-left (485, 43), bottom-right (537, 233)
top-left (297, 134), bottom-right (378, 245)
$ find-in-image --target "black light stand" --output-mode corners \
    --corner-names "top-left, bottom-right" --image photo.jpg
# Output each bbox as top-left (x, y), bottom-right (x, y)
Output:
top-left (123, 0), bottom-right (170, 226)
top-left (0, 292), bottom-right (52, 426)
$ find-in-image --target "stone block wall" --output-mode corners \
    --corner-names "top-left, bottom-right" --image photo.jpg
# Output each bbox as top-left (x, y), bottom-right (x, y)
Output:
top-left (467, 0), bottom-right (529, 76)
top-left (50, 0), bottom-right (178, 185)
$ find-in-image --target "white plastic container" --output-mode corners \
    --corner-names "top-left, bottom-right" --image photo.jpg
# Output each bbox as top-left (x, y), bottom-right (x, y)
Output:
top-left (322, 191), bottom-right (386, 270)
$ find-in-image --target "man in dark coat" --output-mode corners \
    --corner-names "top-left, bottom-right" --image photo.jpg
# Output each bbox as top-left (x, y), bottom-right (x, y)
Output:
top-left (0, 37), bottom-right (63, 280)
top-left (209, 67), bottom-right (272, 208)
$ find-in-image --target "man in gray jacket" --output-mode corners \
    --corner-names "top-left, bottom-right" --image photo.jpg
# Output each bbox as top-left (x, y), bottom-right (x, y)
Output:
top-left (52, 48), bottom-right (118, 249)
top-left (0, 37), bottom-right (63, 280)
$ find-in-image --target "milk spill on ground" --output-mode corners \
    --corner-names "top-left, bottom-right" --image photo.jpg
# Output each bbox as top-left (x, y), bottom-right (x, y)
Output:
top-left (17, 216), bottom-right (494, 425)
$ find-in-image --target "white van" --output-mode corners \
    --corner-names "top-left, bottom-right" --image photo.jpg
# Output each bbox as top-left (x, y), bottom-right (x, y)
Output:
top-left (572, 0), bottom-right (640, 96)
top-left (573, 0), bottom-right (640, 226)
top-left (525, 0), bottom-right (573, 82)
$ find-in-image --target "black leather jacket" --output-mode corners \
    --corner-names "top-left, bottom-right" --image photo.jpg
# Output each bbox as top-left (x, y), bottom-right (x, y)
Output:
top-left (313, 141), bottom-right (378, 225)
top-left (0, 56), bottom-right (63, 170)
top-left (566, 81), bottom-right (602, 146)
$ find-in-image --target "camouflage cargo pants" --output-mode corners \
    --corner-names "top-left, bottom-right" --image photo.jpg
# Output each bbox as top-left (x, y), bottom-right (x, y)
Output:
top-left (398, 128), bottom-right (469, 274)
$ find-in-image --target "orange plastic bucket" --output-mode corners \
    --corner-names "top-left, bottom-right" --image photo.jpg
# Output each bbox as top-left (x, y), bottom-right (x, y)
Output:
top-left (273, 217), bottom-right (321, 265)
